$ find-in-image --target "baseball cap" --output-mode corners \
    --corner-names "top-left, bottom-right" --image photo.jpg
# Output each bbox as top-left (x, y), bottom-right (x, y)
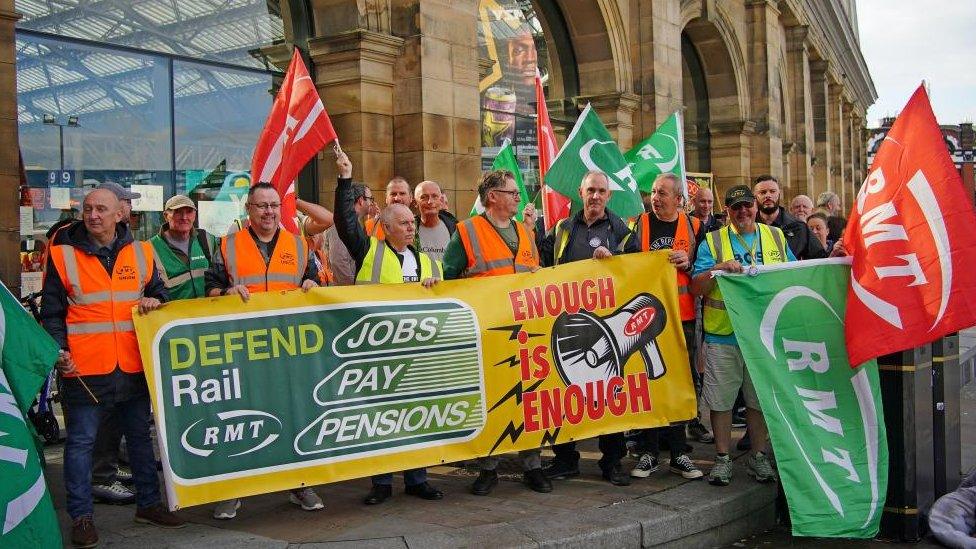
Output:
top-left (724, 185), bottom-right (755, 207)
top-left (96, 181), bottom-right (141, 201)
top-left (165, 195), bottom-right (196, 211)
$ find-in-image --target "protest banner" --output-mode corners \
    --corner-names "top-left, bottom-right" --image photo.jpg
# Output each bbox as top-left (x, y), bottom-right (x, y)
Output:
top-left (134, 252), bottom-right (696, 509)
top-left (717, 259), bottom-right (887, 538)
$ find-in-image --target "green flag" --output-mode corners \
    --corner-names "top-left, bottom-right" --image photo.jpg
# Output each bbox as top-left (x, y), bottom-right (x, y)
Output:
top-left (716, 260), bottom-right (887, 539)
top-left (0, 283), bottom-right (62, 547)
top-left (623, 111), bottom-right (686, 196)
top-left (470, 141), bottom-right (531, 221)
top-left (543, 104), bottom-right (643, 218)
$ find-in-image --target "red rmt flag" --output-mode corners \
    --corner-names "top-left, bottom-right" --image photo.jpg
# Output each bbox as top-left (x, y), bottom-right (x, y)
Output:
top-left (251, 49), bottom-right (337, 234)
top-left (536, 71), bottom-right (570, 232)
top-left (844, 84), bottom-right (976, 366)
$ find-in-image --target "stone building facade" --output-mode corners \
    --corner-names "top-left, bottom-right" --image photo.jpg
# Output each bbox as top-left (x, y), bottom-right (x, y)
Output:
top-left (0, 0), bottom-right (874, 289)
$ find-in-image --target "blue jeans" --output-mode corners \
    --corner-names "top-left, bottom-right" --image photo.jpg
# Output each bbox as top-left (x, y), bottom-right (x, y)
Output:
top-left (64, 393), bottom-right (160, 518)
top-left (372, 468), bottom-right (427, 487)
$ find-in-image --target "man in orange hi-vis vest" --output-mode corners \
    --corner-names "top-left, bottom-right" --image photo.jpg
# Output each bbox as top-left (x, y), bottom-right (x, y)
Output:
top-left (41, 188), bottom-right (184, 548)
top-left (204, 182), bottom-right (324, 520)
top-left (442, 169), bottom-right (549, 496)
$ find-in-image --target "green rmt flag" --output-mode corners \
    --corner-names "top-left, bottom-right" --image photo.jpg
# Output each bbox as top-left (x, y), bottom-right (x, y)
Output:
top-left (623, 110), bottom-right (686, 197)
top-left (470, 140), bottom-right (531, 221)
top-left (0, 283), bottom-right (62, 547)
top-left (716, 259), bottom-right (887, 539)
top-left (542, 104), bottom-right (643, 219)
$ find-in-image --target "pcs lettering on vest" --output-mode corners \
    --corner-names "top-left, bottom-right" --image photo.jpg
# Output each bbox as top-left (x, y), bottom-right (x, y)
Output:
top-left (169, 323), bottom-right (324, 408)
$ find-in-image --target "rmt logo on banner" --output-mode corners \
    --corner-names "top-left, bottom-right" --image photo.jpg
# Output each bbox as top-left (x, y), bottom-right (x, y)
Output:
top-left (507, 277), bottom-right (666, 432)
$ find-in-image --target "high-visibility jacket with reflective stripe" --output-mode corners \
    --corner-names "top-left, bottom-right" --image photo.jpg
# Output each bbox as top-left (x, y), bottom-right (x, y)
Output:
top-left (365, 217), bottom-right (385, 240)
top-left (49, 240), bottom-right (154, 377)
top-left (220, 229), bottom-right (308, 292)
top-left (632, 212), bottom-right (700, 322)
top-left (703, 223), bottom-right (787, 335)
top-left (313, 247), bottom-right (334, 286)
top-left (355, 237), bottom-right (442, 284)
top-left (456, 215), bottom-right (538, 277)
top-left (149, 231), bottom-right (214, 300)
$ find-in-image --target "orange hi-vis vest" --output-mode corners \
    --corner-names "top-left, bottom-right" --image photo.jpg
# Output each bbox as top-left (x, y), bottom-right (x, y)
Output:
top-left (635, 212), bottom-right (700, 322)
top-left (365, 217), bottom-right (385, 240)
top-left (49, 240), bottom-right (154, 377)
top-left (456, 215), bottom-right (539, 277)
top-left (220, 228), bottom-right (308, 292)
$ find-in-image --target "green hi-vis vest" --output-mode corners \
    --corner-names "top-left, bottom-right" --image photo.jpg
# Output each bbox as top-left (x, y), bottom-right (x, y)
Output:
top-left (702, 223), bottom-right (787, 336)
top-left (356, 237), bottom-right (443, 284)
top-left (149, 230), bottom-right (216, 300)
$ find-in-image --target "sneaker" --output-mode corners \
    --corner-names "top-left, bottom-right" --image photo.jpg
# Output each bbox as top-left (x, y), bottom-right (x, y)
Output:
top-left (134, 503), bottom-right (186, 528)
top-left (687, 420), bottom-right (713, 443)
top-left (708, 454), bottom-right (733, 486)
top-left (116, 467), bottom-right (134, 486)
top-left (669, 454), bottom-right (703, 479)
top-left (736, 431), bottom-right (752, 451)
top-left (747, 451), bottom-right (777, 483)
top-left (212, 498), bottom-right (241, 520)
top-left (630, 453), bottom-right (659, 478)
top-left (601, 462), bottom-right (631, 486)
top-left (471, 469), bottom-right (498, 496)
top-left (542, 459), bottom-right (579, 480)
top-left (731, 408), bottom-right (747, 428)
top-left (71, 515), bottom-right (98, 548)
top-left (699, 431), bottom-right (715, 443)
top-left (290, 487), bottom-right (324, 510)
top-left (523, 468), bottom-right (553, 493)
top-left (92, 480), bottom-right (135, 505)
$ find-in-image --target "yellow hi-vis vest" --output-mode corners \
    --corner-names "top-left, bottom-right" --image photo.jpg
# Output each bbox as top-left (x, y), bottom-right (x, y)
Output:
top-left (702, 223), bottom-right (788, 335)
top-left (356, 237), bottom-right (442, 284)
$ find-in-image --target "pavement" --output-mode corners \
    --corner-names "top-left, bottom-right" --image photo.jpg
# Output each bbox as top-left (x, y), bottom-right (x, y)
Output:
top-left (45, 433), bottom-right (778, 548)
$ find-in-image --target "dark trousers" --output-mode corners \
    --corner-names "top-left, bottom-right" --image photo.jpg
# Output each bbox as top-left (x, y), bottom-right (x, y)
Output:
top-left (552, 432), bottom-right (627, 472)
top-left (633, 425), bottom-right (687, 460)
top-left (64, 393), bottom-right (159, 519)
top-left (91, 412), bottom-right (122, 485)
top-left (372, 468), bottom-right (427, 487)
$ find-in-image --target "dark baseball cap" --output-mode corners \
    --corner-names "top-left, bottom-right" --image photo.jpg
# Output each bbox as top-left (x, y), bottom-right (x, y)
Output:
top-left (725, 185), bottom-right (755, 207)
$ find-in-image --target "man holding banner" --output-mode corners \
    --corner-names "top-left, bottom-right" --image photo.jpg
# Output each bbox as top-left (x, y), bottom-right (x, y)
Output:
top-left (690, 185), bottom-right (794, 487)
top-left (204, 182), bottom-right (324, 519)
top-left (334, 152), bottom-right (446, 505)
top-left (443, 170), bottom-right (550, 495)
top-left (538, 170), bottom-right (637, 487)
top-left (627, 173), bottom-right (705, 480)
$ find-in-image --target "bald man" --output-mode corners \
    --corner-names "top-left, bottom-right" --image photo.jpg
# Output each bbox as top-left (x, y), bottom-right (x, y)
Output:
top-left (414, 180), bottom-right (457, 262)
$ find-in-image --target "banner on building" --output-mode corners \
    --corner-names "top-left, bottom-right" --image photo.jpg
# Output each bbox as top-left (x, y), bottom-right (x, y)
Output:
top-left (716, 259), bottom-right (887, 538)
top-left (134, 253), bottom-right (696, 509)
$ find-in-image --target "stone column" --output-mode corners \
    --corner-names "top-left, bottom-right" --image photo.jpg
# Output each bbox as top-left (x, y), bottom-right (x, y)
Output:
top-left (785, 24), bottom-right (813, 197)
top-left (710, 120), bottom-right (757, 193)
top-left (630, 0), bottom-right (682, 141)
top-left (828, 82), bottom-right (844, 199)
top-left (809, 60), bottom-right (831, 199)
top-left (745, 0), bottom-right (784, 181)
top-left (390, 0), bottom-right (481, 214)
top-left (960, 123), bottom-right (974, 204)
top-left (309, 30), bottom-right (404, 208)
top-left (0, 2), bottom-right (19, 290)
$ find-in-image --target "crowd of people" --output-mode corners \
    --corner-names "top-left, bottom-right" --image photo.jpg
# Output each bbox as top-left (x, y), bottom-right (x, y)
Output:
top-left (37, 151), bottom-right (850, 547)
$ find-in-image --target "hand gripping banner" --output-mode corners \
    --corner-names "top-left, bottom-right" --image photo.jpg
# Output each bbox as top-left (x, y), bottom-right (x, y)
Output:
top-left (134, 253), bottom-right (696, 509)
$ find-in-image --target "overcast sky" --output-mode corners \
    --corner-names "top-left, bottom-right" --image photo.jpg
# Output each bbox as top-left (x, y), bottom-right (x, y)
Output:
top-left (857, 1), bottom-right (975, 127)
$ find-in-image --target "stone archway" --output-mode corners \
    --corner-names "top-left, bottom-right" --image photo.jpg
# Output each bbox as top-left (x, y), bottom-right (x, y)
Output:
top-left (680, 5), bottom-right (752, 191)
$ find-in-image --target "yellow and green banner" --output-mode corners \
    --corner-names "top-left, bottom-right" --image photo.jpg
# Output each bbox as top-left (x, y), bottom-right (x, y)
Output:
top-left (134, 253), bottom-right (696, 509)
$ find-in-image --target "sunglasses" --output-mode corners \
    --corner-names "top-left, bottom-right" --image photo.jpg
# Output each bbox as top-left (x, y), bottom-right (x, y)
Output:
top-left (729, 201), bottom-right (755, 211)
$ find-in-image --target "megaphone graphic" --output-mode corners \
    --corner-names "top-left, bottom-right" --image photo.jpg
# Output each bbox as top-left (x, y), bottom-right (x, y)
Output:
top-left (551, 293), bottom-right (668, 388)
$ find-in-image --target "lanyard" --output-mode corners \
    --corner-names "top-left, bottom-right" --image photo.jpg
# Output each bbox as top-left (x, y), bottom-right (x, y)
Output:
top-left (728, 226), bottom-right (759, 264)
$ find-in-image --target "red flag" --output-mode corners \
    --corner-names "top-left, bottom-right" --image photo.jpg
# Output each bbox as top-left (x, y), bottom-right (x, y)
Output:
top-left (251, 49), bottom-right (337, 234)
top-left (536, 72), bottom-right (570, 232)
top-left (843, 85), bottom-right (976, 366)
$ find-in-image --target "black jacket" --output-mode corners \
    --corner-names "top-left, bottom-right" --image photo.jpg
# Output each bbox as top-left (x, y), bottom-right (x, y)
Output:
top-left (540, 209), bottom-right (638, 267)
top-left (40, 221), bottom-right (168, 405)
top-left (335, 177), bottom-right (424, 274)
top-left (765, 206), bottom-right (826, 260)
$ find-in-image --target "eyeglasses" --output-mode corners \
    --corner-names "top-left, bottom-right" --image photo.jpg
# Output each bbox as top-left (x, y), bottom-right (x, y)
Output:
top-left (361, 195), bottom-right (375, 203)
top-left (492, 189), bottom-right (521, 198)
top-left (248, 202), bottom-right (281, 210)
top-left (729, 202), bottom-right (754, 211)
